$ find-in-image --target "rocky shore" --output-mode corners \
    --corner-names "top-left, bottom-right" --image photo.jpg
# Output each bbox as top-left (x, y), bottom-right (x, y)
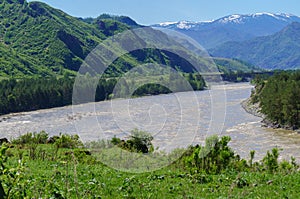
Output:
top-left (241, 98), bottom-right (263, 118)
top-left (241, 98), bottom-right (300, 132)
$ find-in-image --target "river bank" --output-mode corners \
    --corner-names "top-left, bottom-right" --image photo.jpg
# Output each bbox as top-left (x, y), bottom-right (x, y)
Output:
top-left (241, 97), bottom-right (300, 132)
top-left (241, 98), bottom-right (263, 118)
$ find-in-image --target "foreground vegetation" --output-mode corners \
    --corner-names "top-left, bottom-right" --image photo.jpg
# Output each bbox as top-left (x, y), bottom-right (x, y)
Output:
top-left (0, 131), bottom-right (299, 198)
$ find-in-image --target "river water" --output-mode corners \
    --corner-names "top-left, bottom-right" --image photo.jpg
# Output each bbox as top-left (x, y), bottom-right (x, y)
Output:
top-left (0, 83), bottom-right (299, 162)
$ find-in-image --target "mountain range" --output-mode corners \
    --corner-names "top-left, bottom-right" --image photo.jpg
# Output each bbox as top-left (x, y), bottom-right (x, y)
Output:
top-left (152, 13), bottom-right (300, 49)
top-left (0, 0), bottom-right (257, 78)
top-left (210, 22), bottom-right (300, 70)
top-left (154, 13), bottom-right (300, 70)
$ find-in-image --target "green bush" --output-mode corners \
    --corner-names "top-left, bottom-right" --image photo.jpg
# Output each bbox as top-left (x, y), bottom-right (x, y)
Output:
top-left (11, 131), bottom-right (49, 145)
top-left (33, 131), bottom-right (48, 144)
top-left (116, 129), bottom-right (154, 153)
top-left (181, 135), bottom-right (236, 174)
top-left (263, 148), bottom-right (279, 173)
top-left (54, 134), bottom-right (83, 149)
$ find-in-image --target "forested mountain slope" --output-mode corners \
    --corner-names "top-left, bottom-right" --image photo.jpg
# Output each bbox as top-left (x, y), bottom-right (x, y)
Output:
top-left (210, 22), bottom-right (300, 70)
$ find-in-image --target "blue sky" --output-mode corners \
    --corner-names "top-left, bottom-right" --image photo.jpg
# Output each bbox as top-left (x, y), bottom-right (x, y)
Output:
top-left (29, 0), bottom-right (300, 25)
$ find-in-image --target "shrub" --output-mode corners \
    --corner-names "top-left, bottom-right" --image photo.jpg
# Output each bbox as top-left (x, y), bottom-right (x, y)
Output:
top-left (54, 134), bottom-right (83, 149)
top-left (263, 148), bottom-right (279, 173)
top-left (117, 129), bottom-right (154, 153)
top-left (33, 131), bottom-right (48, 144)
top-left (11, 131), bottom-right (49, 145)
top-left (180, 135), bottom-right (236, 174)
top-left (111, 136), bottom-right (121, 145)
top-left (11, 132), bottom-right (33, 145)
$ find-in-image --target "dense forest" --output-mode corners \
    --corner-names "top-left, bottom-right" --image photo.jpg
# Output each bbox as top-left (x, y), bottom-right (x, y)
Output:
top-left (0, 72), bottom-right (207, 115)
top-left (0, 67), bottom-right (270, 115)
top-left (252, 71), bottom-right (300, 129)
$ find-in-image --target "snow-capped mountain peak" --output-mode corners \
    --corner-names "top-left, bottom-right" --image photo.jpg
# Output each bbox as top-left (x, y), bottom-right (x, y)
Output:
top-left (154, 20), bottom-right (203, 30)
top-left (215, 13), bottom-right (300, 24)
top-left (251, 12), bottom-right (277, 18)
top-left (276, 13), bottom-right (296, 18)
top-left (153, 13), bottom-right (300, 30)
top-left (151, 13), bottom-right (300, 49)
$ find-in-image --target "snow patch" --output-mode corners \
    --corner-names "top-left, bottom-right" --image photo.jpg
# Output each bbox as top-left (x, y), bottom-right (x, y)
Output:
top-left (154, 13), bottom-right (300, 29)
top-left (159, 21), bottom-right (177, 26)
top-left (278, 13), bottom-right (296, 18)
top-left (218, 14), bottom-right (244, 24)
top-left (253, 12), bottom-right (276, 17)
top-left (177, 21), bottom-right (192, 29)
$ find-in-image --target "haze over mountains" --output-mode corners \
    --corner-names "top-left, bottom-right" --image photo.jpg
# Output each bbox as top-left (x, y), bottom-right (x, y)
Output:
top-left (153, 13), bottom-right (300, 49)
top-left (211, 22), bottom-right (300, 70)
top-left (154, 13), bottom-right (300, 70)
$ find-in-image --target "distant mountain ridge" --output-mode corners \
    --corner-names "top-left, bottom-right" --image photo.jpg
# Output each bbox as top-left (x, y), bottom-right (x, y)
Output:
top-left (157, 13), bottom-right (299, 29)
top-left (210, 22), bottom-right (300, 70)
top-left (152, 13), bottom-right (300, 49)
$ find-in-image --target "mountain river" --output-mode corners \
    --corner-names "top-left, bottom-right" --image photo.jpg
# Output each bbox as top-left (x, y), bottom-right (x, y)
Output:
top-left (0, 82), bottom-right (299, 162)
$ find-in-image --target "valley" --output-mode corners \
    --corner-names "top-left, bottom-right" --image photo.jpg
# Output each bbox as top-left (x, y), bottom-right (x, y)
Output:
top-left (1, 0), bottom-right (300, 198)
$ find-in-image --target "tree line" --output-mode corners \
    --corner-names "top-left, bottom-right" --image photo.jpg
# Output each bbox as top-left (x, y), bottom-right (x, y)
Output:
top-left (0, 73), bottom-right (206, 115)
top-left (253, 71), bottom-right (300, 129)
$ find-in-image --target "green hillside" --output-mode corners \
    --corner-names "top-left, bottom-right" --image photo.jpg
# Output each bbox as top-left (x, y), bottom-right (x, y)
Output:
top-left (211, 22), bottom-right (300, 70)
top-left (0, 0), bottom-right (131, 77)
top-left (0, 42), bottom-right (52, 77)
top-left (80, 13), bottom-right (144, 29)
top-left (213, 58), bottom-right (260, 73)
top-left (0, 0), bottom-right (194, 77)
